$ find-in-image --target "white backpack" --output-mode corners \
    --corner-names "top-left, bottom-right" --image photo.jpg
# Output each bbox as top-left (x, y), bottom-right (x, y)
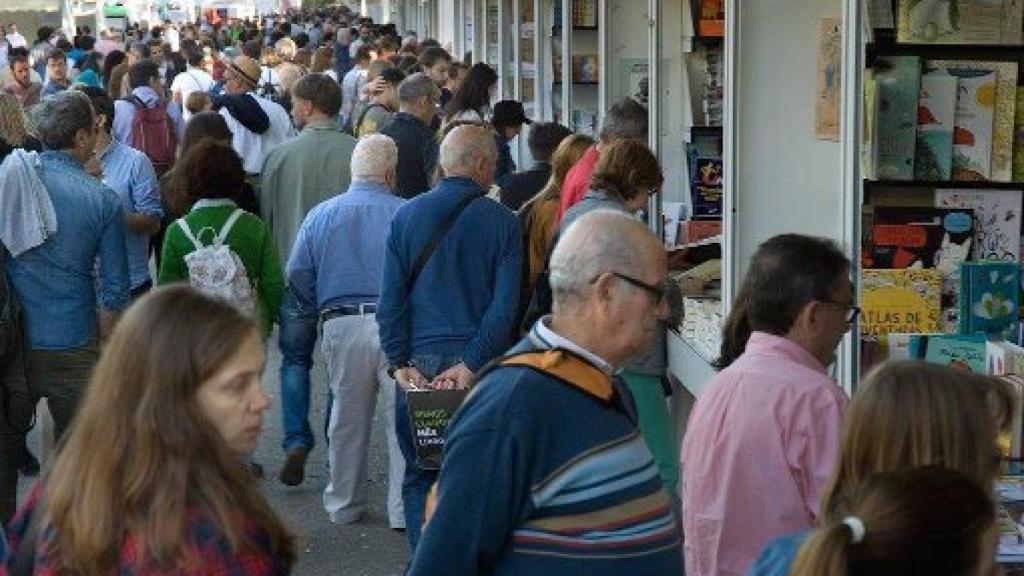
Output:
top-left (176, 209), bottom-right (257, 316)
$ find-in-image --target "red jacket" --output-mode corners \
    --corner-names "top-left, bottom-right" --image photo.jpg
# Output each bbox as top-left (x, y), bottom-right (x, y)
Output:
top-left (556, 145), bottom-right (601, 222)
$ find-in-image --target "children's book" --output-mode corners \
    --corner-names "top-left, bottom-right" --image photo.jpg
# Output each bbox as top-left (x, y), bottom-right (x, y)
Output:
top-left (875, 56), bottom-right (921, 180)
top-left (897, 0), bottom-right (1021, 45)
top-left (1014, 87), bottom-right (1024, 182)
top-left (960, 262), bottom-right (1020, 339)
top-left (863, 206), bottom-right (975, 269)
top-left (689, 156), bottom-right (723, 218)
top-left (907, 333), bottom-right (989, 372)
top-left (928, 60), bottom-right (1018, 182)
top-left (935, 189), bottom-right (1022, 262)
top-left (915, 71), bottom-right (958, 180)
top-left (951, 69), bottom-right (997, 180)
top-left (860, 269), bottom-right (943, 337)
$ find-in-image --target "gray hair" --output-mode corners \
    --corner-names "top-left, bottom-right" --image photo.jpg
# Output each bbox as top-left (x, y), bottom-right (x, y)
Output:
top-left (351, 134), bottom-right (398, 182)
top-left (549, 210), bottom-right (654, 309)
top-left (439, 124), bottom-right (497, 175)
top-left (30, 91), bottom-right (95, 150)
top-left (599, 97), bottom-right (648, 143)
top-left (397, 72), bottom-right (440, 104)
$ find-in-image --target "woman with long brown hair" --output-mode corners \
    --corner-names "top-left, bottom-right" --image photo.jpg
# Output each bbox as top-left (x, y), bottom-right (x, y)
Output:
top-left (792, 466), bottom-right (998, 576)
top-left (749, 360), bottom-right (1013, 576)
top-left (2, 285), bottom-right (295, 574)
top-left (0, 93), bottom-right (41, 162)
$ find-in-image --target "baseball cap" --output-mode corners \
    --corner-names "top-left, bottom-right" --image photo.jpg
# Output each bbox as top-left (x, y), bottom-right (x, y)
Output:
top-left (491, 100), bottom-right (532, 128)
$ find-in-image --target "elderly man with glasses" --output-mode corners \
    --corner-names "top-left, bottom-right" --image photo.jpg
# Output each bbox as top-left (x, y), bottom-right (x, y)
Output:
top-left (407, 210), bottom-right (682, 576)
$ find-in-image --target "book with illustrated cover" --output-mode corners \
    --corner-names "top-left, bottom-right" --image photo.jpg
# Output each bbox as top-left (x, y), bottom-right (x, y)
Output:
top-left (689, 156), bottom-right (723, 218)
top-left (875, 56), bottom-right (921, 180)
top-left (909, 333), bottom-right (989, 372)
top-left (1014, 87), bottom-right (1024, 181)
top-left (935, 189), bottom-right (1022, 262)
top-left (950, 69), bottom-right (997, 180)
top-left (961, 261), bottom-right (1020, 339)
top-left (572, 55), bottom-right (598, 83)
top-left (897, 0), bottom-right (1023, 45)
top-left (863, 206), bottom-right (975, 270)
top-left (915, 71), bottom-right (958, 180)
top-left (928, 60), bottom-right (1018, 182)
top-left (860, 269), bottom-right (943, 337)
top-left (698, 0), bottom-right (725, 37)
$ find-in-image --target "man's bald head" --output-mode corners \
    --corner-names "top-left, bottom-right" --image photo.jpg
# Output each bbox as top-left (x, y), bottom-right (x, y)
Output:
top-left (439, 124), bottom-right (498, 188)
top-left (550, 210), bottom-right (663, 311)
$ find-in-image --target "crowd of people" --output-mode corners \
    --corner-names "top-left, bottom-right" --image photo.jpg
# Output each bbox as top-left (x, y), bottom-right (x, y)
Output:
top-left (0, 5), bottom-right (1013, 576)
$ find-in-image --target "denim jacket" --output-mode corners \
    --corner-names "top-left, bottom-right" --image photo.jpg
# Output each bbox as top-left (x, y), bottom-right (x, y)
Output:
top-left (4, 151), bottom-right (130, 350)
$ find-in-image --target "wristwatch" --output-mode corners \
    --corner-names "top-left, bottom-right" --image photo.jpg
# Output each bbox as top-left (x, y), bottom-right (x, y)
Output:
top-left (387, 360), bottom-right (414, 379)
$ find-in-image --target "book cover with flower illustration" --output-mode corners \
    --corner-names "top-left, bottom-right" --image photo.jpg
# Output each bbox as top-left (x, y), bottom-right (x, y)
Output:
top-left (860, 269), bottom-right (943, 337)
top-left (927, 60), bottom-right (1018, 182)
top-left (960, 262), bottom-right (1020, 339)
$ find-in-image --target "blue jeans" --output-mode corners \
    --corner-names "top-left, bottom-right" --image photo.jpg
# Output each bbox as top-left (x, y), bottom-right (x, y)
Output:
top-left (278, 290), bottom-right (320, 453)
top-left (394, 353), bottom-right (460, 551)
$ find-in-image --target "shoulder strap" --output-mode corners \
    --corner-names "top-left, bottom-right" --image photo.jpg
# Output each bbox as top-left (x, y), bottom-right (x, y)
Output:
top-left (217, 209), bottom-right (245, 244)
top-left (175, 218), bottom-right (204, 250)
top-left (407, 193), bottom-right (481, 292)
top-left (500, 349), bottom-right (614, 401)
top-left (354, 102), bottom-right (384, 133)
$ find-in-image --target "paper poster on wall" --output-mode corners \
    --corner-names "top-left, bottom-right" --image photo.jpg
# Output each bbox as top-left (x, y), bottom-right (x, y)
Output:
top-left (815, 17), bottom-right (842, 141)
top-left (620, 58), bottom-right (649, 106)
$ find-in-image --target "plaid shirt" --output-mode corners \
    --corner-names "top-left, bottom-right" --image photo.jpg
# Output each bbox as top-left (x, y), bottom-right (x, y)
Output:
top-left (2, 484), bottom-right (288, 575)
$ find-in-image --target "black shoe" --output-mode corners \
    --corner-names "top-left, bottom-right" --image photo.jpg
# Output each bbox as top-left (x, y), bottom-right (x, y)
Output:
top-left (19, 447), bottom-right (40, 477)
top-left (278, 447), bottom-right (308, 486)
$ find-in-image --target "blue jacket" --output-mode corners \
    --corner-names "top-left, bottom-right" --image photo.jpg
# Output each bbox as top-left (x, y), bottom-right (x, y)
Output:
top-left (407, 321), bottom-right (683, 575)
top-left (377, 176), bottom-right (522, 371)
top-left (748, 531), bottom-right (809, 576)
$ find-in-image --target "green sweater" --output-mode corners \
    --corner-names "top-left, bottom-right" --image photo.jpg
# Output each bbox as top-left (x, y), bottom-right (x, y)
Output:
top-left (157, 200), bottom-right (285, 338)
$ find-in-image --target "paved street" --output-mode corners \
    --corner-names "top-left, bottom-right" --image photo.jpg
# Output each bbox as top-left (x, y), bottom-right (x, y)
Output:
top-left (19, 329), bottom-right (410, 575)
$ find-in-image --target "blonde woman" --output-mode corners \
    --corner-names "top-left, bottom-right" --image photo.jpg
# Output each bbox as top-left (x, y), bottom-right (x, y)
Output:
top-left (749, 360), bottom-right (1013, 576)
top-left (0, 92), bottom-right (41, 161)
top-left (518, 132), bottom-right (594, 290)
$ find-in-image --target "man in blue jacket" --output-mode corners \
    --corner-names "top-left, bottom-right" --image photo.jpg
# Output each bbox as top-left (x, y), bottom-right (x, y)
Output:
top-left (377, 124), bottom-right (523, 550)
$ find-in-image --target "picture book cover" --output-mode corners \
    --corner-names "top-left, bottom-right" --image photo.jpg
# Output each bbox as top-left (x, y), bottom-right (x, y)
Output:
top-left (690, 156), bottom-right (723, 218)
top-left (863, 206), bottom-right (975, 269)
top-left (961, 261), bottom-right (1020, 339)
top-left (860, 268), bottom-right (943, 337)
top-left (915, 71), bottom-right (958, 180)
top-left (875, 56), bottom-right (921, 180)
top-left (897, 0), bottom-right (1021, 45)
top-left (987, 340), bottom-right (1024, 376)
top-left (908, 333), bottom-right (989, 372)
top-left (935, 189), bottom-right (1022, 262)
top-left (928, 60), bottom-right (1018, 182)
top-left (950, 69), bottom-right (997, 180)
top-left (1015, 87), bottom-right (1024, 181)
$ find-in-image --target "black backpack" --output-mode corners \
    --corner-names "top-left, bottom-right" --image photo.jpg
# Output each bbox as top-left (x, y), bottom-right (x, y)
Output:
top-left (0, 250), bottom-right (32, 435)
top-left (0, 250), bottom-right (20, 372)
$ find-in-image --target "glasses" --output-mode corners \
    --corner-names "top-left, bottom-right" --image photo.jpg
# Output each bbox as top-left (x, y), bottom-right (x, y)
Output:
top-left (819, 299), bottom-right (861, 323)
top-left (592, 272), bottom-right (667, 303)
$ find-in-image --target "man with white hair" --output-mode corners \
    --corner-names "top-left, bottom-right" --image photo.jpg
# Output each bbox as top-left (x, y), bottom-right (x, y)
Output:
top-left (286, 134), bottom-right (406, 529)
top-left (377, 124), bottom-right (523, 550)
top-left (408, 210), bottom-right (682, 575)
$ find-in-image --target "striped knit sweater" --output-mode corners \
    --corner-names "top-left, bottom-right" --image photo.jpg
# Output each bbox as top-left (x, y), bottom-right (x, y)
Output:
top-left (407, 324), bottom-right (683, 575)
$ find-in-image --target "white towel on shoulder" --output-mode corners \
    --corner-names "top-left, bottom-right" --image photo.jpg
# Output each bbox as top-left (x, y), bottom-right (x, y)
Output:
top-left (0, 149), bottom-right (57, 257)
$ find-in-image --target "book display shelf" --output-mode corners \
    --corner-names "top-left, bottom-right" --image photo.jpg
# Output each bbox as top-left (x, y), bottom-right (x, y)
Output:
top-left (551, 0), bottom-right (600, 135)
top-left (850, 2), bottom-right (1024, 567)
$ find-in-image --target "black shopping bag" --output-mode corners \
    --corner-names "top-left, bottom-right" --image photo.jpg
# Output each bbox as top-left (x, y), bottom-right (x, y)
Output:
top-left (406, 388), bottom-right (470, 470)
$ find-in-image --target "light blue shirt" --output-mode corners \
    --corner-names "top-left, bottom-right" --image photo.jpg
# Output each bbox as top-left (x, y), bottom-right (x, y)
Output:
top-left (286, 180), bottom-right (405, 312)
top-left (112, 86), bottom-right (185, 148)
top-left (99, 140), bottom-right (162, 289)
top-left (4, 151), bottom-right (129, 350)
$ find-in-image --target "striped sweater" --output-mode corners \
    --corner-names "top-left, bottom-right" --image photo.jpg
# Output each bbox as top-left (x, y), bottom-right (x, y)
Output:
top-left (407, 325), bottom-right (683, 575)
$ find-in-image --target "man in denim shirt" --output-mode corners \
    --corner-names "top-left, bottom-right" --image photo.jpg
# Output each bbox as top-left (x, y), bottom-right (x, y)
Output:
top-left (0, 91), bottom-right (130, 520)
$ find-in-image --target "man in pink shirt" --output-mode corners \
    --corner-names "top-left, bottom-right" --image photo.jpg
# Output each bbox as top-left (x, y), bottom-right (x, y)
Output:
top-left (681, 234), bottom-right (853, 576)
top-left (557, 97), bottom-right (647, 221)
